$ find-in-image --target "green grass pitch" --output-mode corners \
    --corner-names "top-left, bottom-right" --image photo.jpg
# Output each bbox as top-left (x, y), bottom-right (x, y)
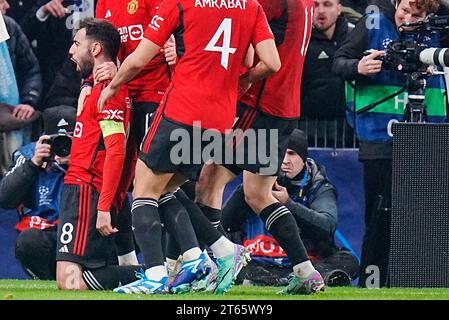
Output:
top-left (1, 280), bottom-right (449, 300)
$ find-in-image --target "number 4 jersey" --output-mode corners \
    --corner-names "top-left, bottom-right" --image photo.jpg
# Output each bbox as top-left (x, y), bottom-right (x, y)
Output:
top-left (143, 0), bottom-right (274, 133)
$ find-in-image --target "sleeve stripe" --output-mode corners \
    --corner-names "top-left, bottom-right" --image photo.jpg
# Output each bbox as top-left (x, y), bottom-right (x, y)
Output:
top-left (5, 155), bottom-right (26, 177)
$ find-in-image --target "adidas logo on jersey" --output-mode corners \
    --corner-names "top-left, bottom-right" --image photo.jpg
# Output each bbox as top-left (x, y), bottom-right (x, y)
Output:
top-left (59, 245), bottom-right (69, 253)
top-left (57, 118), bottom-right (69, 127)
top-left (318, 51), bottom-right (329, 59)
top-left (105, 10), bottom-right (112, 18)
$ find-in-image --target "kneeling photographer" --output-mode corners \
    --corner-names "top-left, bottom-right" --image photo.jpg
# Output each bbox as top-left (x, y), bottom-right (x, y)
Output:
top-left (332, 0), bottom-right (447, 287)
top-left (221, 129), bottom-right (359, 287)
top-left (0, 106), bottom-right (76, 280)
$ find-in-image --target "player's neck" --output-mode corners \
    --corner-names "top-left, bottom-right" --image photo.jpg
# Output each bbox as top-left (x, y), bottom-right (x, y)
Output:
top-left (93, 57), bottom-right (114, 85)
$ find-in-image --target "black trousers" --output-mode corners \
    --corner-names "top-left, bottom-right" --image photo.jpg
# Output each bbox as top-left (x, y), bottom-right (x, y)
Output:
top-left (15, 227), bottom-right (58, 280)
top-left (358, 158), bottom-right (392, 287)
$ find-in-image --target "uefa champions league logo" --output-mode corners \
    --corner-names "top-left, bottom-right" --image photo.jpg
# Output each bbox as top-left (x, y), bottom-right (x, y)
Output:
top-left (382, 38), bottom-right (393, 49)
top-left (38, 186), bottom-right (51, 206)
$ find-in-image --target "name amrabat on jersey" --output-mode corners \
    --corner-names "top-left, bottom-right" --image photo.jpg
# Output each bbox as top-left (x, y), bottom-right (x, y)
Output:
top-left (194, 0), bottom-right (247, 10)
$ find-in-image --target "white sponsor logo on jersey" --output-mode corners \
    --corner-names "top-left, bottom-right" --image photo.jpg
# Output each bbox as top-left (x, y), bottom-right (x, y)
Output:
top-left (74, 122), bottom-right (83, 138)
top-left (149, 15), bottom-right (164, 31)
top-left (102, 110), bottom-right (124, 120)
top-left (129, 24), bottom-right (144, 40)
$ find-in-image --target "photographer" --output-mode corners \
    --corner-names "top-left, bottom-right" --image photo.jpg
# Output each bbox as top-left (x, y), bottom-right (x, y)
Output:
top-left (332, 0), bottom-right (447, 287)
top-left (221, 129), bottom-right (359, 287)
top-left (0, 105), bottom-right (76, 279)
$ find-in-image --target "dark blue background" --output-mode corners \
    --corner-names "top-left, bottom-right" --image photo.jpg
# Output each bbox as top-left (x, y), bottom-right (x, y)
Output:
top-left (0, 149), bottom-right (364, 279)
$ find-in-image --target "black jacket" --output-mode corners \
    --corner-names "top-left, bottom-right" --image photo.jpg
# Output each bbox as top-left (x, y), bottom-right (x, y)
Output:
top-left (44, 58), bottom-right (81, 109)
top-left (301, 15), bottom-right (351, 119)
top-left (283, 159), bottom-right (338, 257)
top-left (3, 15), bottom-right (42, 108)
top-left (20, 0), bottom-right (93, 98)
top-left (0, 158), bottom-right (43, 209)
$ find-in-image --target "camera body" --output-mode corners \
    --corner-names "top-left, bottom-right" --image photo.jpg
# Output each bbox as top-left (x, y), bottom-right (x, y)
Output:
top-left (379, 39), bottom-right (428, 73)
top-left (43, 131), bottom-right (72, 162)
top-left (379, 15), bottom-right (449, 73)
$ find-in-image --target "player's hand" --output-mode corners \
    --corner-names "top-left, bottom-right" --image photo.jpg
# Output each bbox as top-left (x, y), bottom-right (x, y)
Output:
top-left (94, 62), bottom-right (117, 83)
top-left (163, 36), bottom-right (177, 66)
top-left (238, 73), bottom-right (252, 97)
top-left (96, 210), bottom-right (118, 237)
top-left (77, 85), bottom-right (92, 115)
top-left (12, 104), bottom-right (36, 120)
top-left (43, 0), bottom-right (69, 19)
top-left (272, 181), bottom-right (289, 204)
top-left (98, 83), bottom-right (119, 112)
top-left (31, 135), bottom-right (52, 167)
top-left (358, 50), bottom-right (384, 76)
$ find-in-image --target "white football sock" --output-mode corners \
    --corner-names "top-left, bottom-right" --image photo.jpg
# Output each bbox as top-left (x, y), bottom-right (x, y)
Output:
top-left (182, 247), bottom-right (202, 261)
top-left (293, 260), bottom-right (316, 278)
top-left (117, 250), bottom-right (139, 266)
top-left (145, 265), bottom-right (168, 281)
top-left (210, 236), bottom-right (235, 259)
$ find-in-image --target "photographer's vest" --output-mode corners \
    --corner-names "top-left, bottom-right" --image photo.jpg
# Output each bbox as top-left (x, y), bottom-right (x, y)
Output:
top-left (12, 143), bottom-right (64, 231)
top-left (346, 13), bottom-right (447, 142)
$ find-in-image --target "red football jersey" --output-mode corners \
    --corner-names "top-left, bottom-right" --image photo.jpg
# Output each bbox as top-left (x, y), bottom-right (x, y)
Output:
top-left (143, 0), bottom-right (274, 133)
top-left (96, 0), bottom-right (170, 103)
top-left (65, 82), bottom-right (130, 195)
top-left (239, 0), bottom-right (314, 119)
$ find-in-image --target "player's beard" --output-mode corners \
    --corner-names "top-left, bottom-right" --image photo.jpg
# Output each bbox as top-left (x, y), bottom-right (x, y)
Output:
top-left (77, 54), bottom-right (94, 79)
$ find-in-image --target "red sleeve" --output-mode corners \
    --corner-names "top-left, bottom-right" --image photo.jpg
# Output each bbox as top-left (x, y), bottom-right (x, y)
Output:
top-left (96, 84), bottom-right (128, 211)
top-left (143, 0), bottom-right (180, 47)
top-left (251, 5), bottom-right (275, 46)
top-left (97, 133), bottom-right (126, 211)
top-left (96, 84), bottom-right (127, 123)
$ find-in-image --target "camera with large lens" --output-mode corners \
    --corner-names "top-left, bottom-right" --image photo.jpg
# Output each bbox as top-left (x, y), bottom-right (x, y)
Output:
top-left (380, 15), bottom-right (449, 73)
top-left (358, 15), bottom-right (449, 122)
top-left (43, 130), bottom-right (72, 162)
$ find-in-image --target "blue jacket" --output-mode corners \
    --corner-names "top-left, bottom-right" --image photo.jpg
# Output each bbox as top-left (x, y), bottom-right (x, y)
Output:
top-left (333, 3), bottom-right (447, 144)
top-left (0, 142), bottom-right (65, 230)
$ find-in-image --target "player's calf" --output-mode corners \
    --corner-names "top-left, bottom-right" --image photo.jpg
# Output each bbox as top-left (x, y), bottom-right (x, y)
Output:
top-left (56, 261), bottom-right (88, 290)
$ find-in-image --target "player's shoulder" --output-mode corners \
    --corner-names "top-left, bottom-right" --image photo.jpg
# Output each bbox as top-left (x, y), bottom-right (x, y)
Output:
top-left (245, 0), bottom-right (263, 10)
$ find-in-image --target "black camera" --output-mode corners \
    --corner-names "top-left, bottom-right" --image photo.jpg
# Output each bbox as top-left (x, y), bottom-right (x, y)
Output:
top-left (379, 15), bottom-right (449, 73)
top-left (358, 16), bottom-right (449, 122)
top-left (43, 130), bottom-right (72, 162)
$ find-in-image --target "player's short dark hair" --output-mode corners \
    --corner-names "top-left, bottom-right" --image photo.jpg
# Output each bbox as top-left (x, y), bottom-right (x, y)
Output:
top-left (79, 18), bottom-right (120, 61)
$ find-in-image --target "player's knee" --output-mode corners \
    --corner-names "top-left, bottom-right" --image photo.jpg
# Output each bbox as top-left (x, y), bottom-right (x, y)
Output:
top-left (244, 187), bottom-right (271, 213)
